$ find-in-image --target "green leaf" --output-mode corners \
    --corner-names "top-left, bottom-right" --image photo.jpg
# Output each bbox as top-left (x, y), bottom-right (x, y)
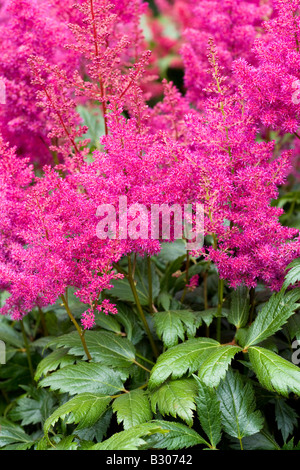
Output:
top-left (31, 336), bottom-right (56, 351)
top-left (275, 398), bottom-right (298, 443)
top-left (145, 420), bottom-right (209, 450)
top-left (9, 388), bottom-right (55, 426)
top-left (90, 423), bottom-right (167, 450)
top-left (158, 240), bottom-right (187, 263)
top-left (114, 303), bottom-right (144, 345)
top-left (234, 328), bottom-right (248, 349)
top-left (35, 434), bottom-right (80, 451)
top-left (283, 258), bottom-right (300, 289)
top-left (248, 346), bottom-right (300, 396)
top-left (244, 290), bottom-right (300, 349)
top-left (49, 436), bottom-right (79, 451)
top-left (95, 314), bottom-right (122, 334)
top-left (287, 313), bottom-right (300, 341)
top-left (78, 440), bottom-right (95, 450)
top-left (112, 389), bottom-right (152, 430)
top-left (217, 369), bottom-right (264, 443)
top-left (44, 393), bottom-right (112, 435)
top-left (229, 430), bottom-right (280, 450)
top-left (197, 345), bottom-right (241, 387)
top-left (75, 409), bottom-right (112, 443)
top-left (35, 348), bottom-right (77, 380)
top-left (109, 278), bottom-right (138, 303)
top-left (0, 323), bottom-right (23, 348)
top-left (157, 292), bottom-right (171, 311)
top-left (77, 105), bottom-right (105, 149)
top-left (228, 286), bottom-right (250, 329)
top-left (193, 375), bottom-right (222, 448)
top-left (0, 418), bottom-right (35, 450)
top-left (0, 356), bottom-right (32, 391)
top-left (40, 362), bottom-right (128, 395)
top-left (153, 310), bottom-right (198, 348)
top-left (282, 437), bottom-right (300, 450)
top-left (150, 378), bottom-right (197, 426)
top-left (110, 256), bottom-right (159, 305)
top-left (192, 309), bottom-right (217, 327)
top-left (159, 256), bottom-right (186, 292)
top-left (148, 337), bottom-right (220, 389)
top-left (48, 330), bottom-right (136, 367)
top-left (35, 437), bottom-right (51, 451)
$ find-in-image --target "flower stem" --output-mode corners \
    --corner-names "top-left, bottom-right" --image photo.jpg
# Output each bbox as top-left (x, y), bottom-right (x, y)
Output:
top-left (249, 287), bottom-right (256, 325)
top-left (20, 320), bottom-right (34, 382)
top-left (133, 360), bottom-right (151, 373)
top-left (60, 294), bottom-right (92, 361)
top-left (135, 352), bottom-right (155, 366)
top-left (180, 251), bottom-right (190, 303)
top-left (127, 256), bottom-right (158, 358)
top-left (203, 270), bottom-right (210, 337)
top-left (203, 271), bottom-right (208, 310)
top-left (38, 306), bottom-right (48, 336)
top-left (216, 277), bottom-right (224, 342)
top-left (89, 0), bottom-right (108, 135)
top-left (148, 257), bottom-right (153, 314)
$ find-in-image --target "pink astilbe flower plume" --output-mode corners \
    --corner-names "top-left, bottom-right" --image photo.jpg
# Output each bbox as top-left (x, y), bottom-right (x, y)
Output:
top-left (0, 0), bottom-right (82, 165)
top-left (233, 0), bottom-right (300, 134)
top-left (183, 42), bottom-right (300, 290)
top-left (27, 55), bottom-right (90, 170)
top-left (0, 161), bottom-right (126, 321)
top-left (186, 275), bottom-right (199, 292)
top-left (181, 0), bottom-right (272, 109)
top-left (0, 0), bottom-right (159, 325)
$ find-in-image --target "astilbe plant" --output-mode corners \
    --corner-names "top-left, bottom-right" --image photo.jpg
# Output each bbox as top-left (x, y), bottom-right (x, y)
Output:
top-left (0, 0), bottom-right (300, 452)
top-left (0, 0), bottom-right (163, 333)
top-left (186, 43), bottom-right (300, 291)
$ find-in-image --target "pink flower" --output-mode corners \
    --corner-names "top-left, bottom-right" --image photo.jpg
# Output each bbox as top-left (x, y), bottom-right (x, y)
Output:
top-left (186, 275), bottom-right (199, 292)
top-left (97, 299), bottom-right (118, 316)
top-left (0, 0), bottom-right (299, 327)
top-left (81, 308), bottom-right (96, 329)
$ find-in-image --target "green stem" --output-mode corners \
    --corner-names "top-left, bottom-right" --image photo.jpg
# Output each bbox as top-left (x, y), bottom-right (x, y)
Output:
top-left (135, 352), bottom-right (155, 366)
top-left (113, 262), bottom-right (127, 276)
top-left (148, 257), bottom-right (153, 314)
top-left (127, 256), bottom-right (159, 358)
top-left (294, 131), bottom-right (300, 140)
top-left (216, 278), bottom-right (224, 343)
top-left (133, 360), bottom-right (151, 373)
top-left (61, 294), bottom-right (92, 361)
top-left (249, 287), bottom-right (256, 325)
top-left (203, 271), bottom-right (208, 310)
top-left (38, 306), bottom-right (49, 336)
top-left (1, 388), bottom-right (10, 404)
top-left (137, 382), bottom-right (149, 390)
top-left (20, 320), bottom-right (34, 382)
top-left (203, 270), bottom-right (210, 337)
top-left (180, 251), bottom-right (190, 303)
top-left (132, 253), bottom-right (137, 279)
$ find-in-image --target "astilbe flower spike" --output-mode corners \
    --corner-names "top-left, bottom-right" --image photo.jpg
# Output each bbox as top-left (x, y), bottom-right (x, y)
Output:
top-left (182, 42), bottom-right (300, 290)
top-left (180, 0), bottom-right (272, 109)
top-left (233, 0), bottom-right (300, 134)
top-left (0, 0), bottom-right (82, 165)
